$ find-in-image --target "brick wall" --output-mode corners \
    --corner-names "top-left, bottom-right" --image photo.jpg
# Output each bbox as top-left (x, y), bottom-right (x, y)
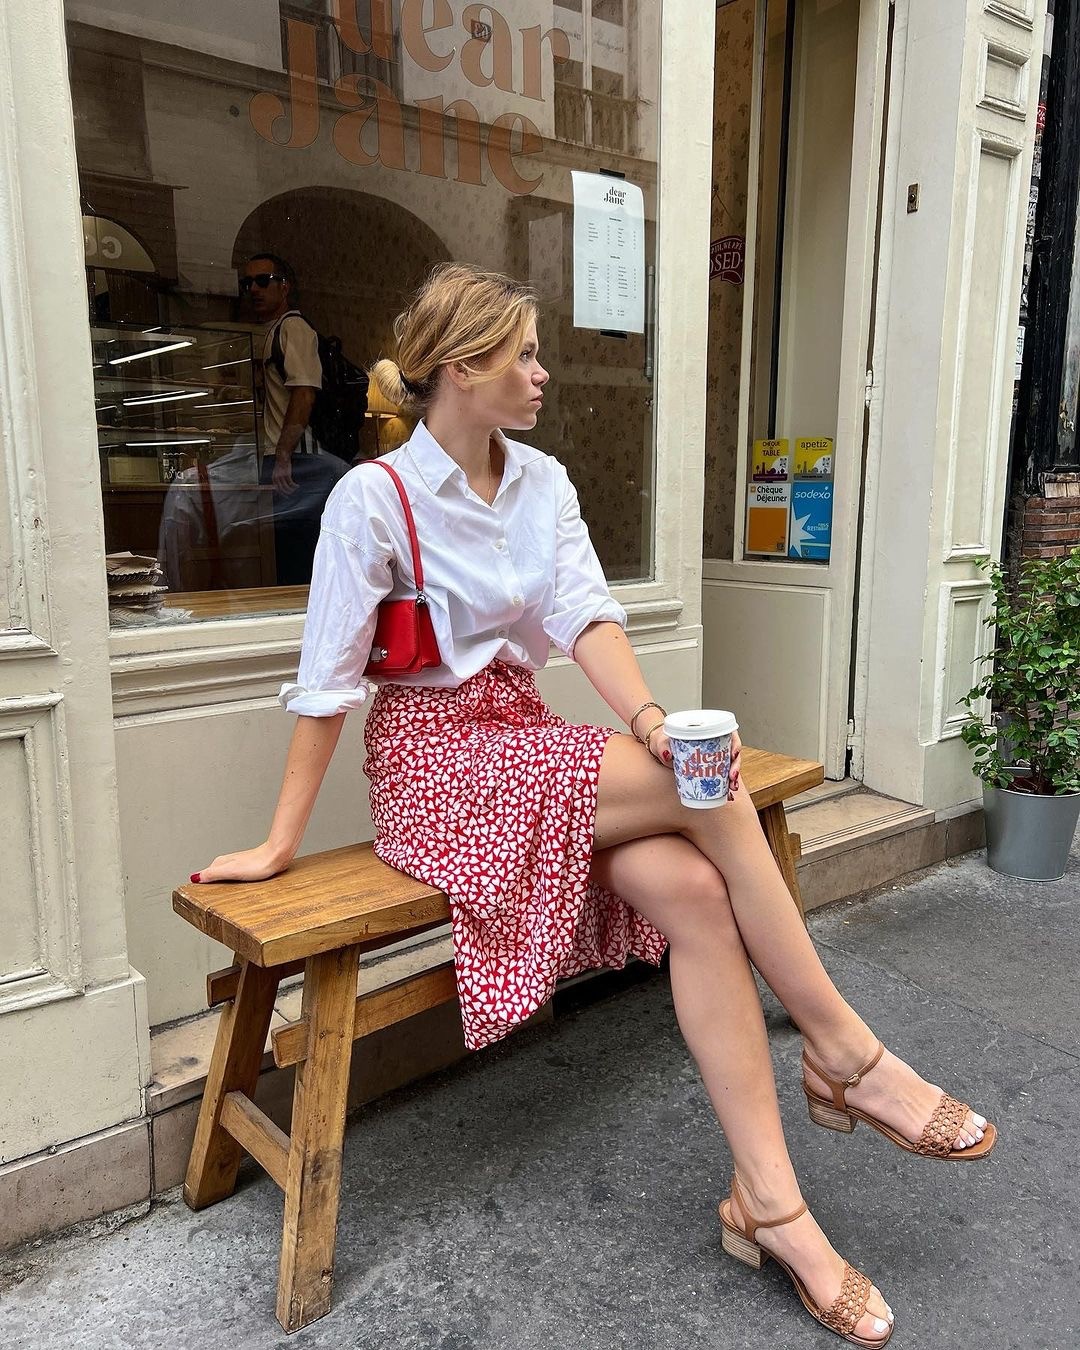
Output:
top-left (1008, 472), bottom-right (1080, 560)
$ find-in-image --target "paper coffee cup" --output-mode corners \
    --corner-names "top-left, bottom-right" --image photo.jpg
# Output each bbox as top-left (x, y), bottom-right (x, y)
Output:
top-left (663, 709), bottom-right (739, 809)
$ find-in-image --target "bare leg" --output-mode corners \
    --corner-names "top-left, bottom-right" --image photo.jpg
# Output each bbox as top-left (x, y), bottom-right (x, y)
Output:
top-left (594, 734), bottom-right (988, 1151)
top-left (591, 833), bottom-right (892, 1343)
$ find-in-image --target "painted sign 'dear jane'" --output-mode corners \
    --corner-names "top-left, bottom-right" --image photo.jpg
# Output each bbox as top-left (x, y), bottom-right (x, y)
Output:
top-left (250, 0), bottom-right (571, 197)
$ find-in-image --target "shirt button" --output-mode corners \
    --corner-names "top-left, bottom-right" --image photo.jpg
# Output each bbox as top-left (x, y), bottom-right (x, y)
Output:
top-left (495, 539), bottom-right (506, 551)
top-left (498, 628), bottom-right (509, 639)
top-left (511, 594), bottom-right (524, 607)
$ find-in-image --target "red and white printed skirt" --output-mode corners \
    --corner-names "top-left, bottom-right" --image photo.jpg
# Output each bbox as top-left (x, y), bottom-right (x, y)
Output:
top-left (363, 660), bottom-right (668, 1051)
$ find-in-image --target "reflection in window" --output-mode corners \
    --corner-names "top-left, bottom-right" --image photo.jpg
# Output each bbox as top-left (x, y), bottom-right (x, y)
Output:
top-left (279, 1), bottom-right (401, 94)
top-left (65, 0), bottom-right (661, 626)
top-left (593, 0), bottom-right (625, 24)
top-left (554, 56), bottom-right (637, 153)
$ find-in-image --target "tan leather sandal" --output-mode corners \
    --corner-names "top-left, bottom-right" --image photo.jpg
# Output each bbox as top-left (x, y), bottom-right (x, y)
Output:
top-left (802, 1040), bottom-right (997, 1160)
top-left (718, 1176), bottom-right (892, 1347)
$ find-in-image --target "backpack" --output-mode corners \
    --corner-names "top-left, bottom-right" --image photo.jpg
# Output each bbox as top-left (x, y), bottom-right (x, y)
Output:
top-left (270, 312), bottom-right (370, 464)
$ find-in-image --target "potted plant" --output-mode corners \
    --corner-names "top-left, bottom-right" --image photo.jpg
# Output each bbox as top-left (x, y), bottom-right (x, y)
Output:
top-left (960, 546), bottom-right (1080, 881)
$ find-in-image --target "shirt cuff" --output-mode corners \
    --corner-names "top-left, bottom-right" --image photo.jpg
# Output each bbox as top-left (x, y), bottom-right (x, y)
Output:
top-left (278, 681), bottom-right (373, 716)
top-left (547, 599), bottom-right (628, 659)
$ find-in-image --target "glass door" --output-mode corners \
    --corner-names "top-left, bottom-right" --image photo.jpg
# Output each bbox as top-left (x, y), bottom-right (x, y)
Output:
top-left (702, 0), bottom-right (892, 775)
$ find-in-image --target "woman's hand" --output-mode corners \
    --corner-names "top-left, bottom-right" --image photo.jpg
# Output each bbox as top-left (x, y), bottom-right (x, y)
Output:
top-left (190, 841), bottom-right (292, 885)
top-left (645, 726), bottom-right (673, 767)
top-left (646, 728), bottom-right (743, 801)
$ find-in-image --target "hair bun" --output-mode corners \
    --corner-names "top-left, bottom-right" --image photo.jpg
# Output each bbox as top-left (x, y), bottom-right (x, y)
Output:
top-left (369, 358), bottom-right (414, 407)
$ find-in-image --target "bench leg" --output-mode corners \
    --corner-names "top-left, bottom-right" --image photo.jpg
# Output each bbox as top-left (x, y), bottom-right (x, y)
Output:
top-left (184, 959), bottom-right (281, 1210)
top-left (276, 943), bottom-right (361, 1333)
top-left (758, 801), bottom-right (807, 924)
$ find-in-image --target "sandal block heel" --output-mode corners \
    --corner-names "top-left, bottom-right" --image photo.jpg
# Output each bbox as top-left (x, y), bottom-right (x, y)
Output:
top-left (720, 1221), bottom-right (766, 1270)
top-left (718, 1178), bottom-right (892, 1345)
top-left (807, 1095), bottom-right (857, 1134)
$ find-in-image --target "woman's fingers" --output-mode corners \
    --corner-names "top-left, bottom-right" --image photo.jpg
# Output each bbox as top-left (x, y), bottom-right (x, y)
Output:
top-left (653, 731), bottom-right (674, 767)
top-left (190, 847), bottom-right (284, 885)
top-left (191, 854), bottom-right (231, 883)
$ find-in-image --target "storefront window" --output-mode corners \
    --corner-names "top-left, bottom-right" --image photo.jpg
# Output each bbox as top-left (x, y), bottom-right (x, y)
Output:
top-left (66, 0), bottom-right (661, 628)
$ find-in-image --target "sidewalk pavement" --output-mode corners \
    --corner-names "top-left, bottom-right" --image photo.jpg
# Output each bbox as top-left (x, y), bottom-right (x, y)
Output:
top-left (2, 836), bottom-right (1077, 1350)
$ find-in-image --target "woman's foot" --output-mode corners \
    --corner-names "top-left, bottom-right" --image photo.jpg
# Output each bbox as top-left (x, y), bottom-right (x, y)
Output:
top-left (724, 1177), bottom-right (894, 1345)
top-left (803, 1035), bottom-right (989, 1153)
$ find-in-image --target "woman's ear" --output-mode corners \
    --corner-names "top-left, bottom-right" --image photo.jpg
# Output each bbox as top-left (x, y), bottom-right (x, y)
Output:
top-left (444, 360), bottom-right (471, 394)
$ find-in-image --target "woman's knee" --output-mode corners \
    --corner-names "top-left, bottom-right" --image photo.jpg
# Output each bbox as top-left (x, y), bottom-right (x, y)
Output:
top-left (671, 856), bottom-right (739, 947)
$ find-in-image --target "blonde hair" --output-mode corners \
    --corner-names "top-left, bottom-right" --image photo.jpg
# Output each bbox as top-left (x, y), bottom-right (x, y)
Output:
top-left (370, 263), bottom-right (538, 410)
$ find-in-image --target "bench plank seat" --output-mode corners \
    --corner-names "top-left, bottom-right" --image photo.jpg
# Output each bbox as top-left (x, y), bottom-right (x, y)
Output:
top-left (174, 855), bottom-right (449, 967)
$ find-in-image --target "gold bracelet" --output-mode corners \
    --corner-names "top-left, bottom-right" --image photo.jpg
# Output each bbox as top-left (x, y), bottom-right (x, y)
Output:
top-left (629, 700), bottom-right (666, 742)
top-left (643, 719), bottom-right (667, 756)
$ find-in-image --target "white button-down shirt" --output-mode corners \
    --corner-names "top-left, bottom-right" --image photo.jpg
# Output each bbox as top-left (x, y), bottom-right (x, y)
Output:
top-left (279, 421), bottom-right (627, 716)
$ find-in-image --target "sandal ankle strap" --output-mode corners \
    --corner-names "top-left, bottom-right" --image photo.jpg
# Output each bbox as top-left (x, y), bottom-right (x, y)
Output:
top-left (802, 1040), bottom-right (885, 1111)
top-left (730, 1175), bottom-right (807, 1243)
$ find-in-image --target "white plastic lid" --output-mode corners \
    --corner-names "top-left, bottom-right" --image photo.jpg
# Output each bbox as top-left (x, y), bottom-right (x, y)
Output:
top-left (664, 709), bottom-right (738, 739)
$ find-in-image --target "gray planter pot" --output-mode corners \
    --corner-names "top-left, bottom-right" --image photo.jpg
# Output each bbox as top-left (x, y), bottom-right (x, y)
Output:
top-left (983, 776), bottom-right (1080, 881)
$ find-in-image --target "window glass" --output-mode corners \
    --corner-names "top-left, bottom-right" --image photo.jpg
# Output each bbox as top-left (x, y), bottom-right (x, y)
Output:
top-left (65, 0), bottom-right (661, 627)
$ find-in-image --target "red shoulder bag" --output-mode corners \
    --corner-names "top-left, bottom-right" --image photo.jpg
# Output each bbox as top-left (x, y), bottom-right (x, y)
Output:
top-left (363, 459), bottom-right (442, 678)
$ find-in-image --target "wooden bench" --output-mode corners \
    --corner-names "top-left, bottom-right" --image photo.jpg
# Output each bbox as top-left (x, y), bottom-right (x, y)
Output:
top-left (172, 745), bottom-right (822, 1333)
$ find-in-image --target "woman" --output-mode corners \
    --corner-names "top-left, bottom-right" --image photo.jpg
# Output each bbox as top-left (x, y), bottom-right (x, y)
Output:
top-left (193, 264), bottom-right (994, 1347)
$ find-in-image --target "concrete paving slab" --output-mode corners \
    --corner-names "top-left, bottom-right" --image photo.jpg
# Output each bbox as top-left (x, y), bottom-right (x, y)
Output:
top-left (809, 837), bottom-right (1080, 1054)
top-left (1, 844), bottom-right (1077, 1350)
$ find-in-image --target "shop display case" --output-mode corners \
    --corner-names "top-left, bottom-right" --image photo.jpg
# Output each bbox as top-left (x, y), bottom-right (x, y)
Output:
top-left (94, 323), bottom-right (259, 479)
top-left (93, 324), bottom-right (283, 620)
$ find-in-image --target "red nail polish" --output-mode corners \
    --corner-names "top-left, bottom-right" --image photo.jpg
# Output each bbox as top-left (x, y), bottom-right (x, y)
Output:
top-left (190, 872), bottom-right (201, 884)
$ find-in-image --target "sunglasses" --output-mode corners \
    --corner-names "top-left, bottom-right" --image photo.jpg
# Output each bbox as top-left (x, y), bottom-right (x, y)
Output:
top-left (239, 272), bottom-right (284, 293)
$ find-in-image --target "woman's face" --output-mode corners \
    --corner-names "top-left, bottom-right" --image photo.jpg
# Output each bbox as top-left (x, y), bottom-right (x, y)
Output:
top-left (472, 317), bottom-right (549, 431)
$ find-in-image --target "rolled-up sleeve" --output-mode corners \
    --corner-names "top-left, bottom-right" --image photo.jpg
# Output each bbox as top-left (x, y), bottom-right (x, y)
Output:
top-left (542, 464), bottom-right (627, 658)
top-left (279, 519), bottom-right (393, 716)
top-left (281, 316), bottom-right (322, 389)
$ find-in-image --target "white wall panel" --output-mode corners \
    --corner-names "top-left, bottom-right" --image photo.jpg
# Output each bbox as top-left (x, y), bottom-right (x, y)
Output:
top-left (0, 695), bottom-right (82, 1012)
top-left (702, 579), bottom-right (827, 763)
top-left (944, 139), bottom-right (1022, 557)
top-left (933, 581), bottom-right (992, 741)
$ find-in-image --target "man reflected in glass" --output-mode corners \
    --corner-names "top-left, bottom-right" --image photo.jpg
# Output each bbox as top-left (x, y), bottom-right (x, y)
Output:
top-left (242, 252), bottom-right (347, 584)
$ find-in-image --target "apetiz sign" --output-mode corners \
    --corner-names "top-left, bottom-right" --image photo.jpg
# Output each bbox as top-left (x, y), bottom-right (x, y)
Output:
top-left (250, 0), bottom-right (570, 196)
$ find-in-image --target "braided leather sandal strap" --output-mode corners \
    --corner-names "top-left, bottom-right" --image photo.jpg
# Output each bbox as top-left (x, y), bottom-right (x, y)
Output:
top-left (916, 1093), bottom-right (970, 1157)
top-left (819, 1263), bottom-right (873, 1337)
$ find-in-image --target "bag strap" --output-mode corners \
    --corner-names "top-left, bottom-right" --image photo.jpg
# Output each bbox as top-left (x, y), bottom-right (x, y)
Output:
top-left (365, 459), bottom-right (425, 594)
top-left (268, 310), bottom-right (305, 380)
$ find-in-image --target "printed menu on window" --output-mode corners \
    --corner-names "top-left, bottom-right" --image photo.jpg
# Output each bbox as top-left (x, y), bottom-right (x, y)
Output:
top-left (571, 171), bottom-right (646, 334)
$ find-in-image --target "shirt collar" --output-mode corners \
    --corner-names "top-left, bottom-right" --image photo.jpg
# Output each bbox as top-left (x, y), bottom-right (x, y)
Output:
top-left (406, 420), bottom-right (540, 499)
